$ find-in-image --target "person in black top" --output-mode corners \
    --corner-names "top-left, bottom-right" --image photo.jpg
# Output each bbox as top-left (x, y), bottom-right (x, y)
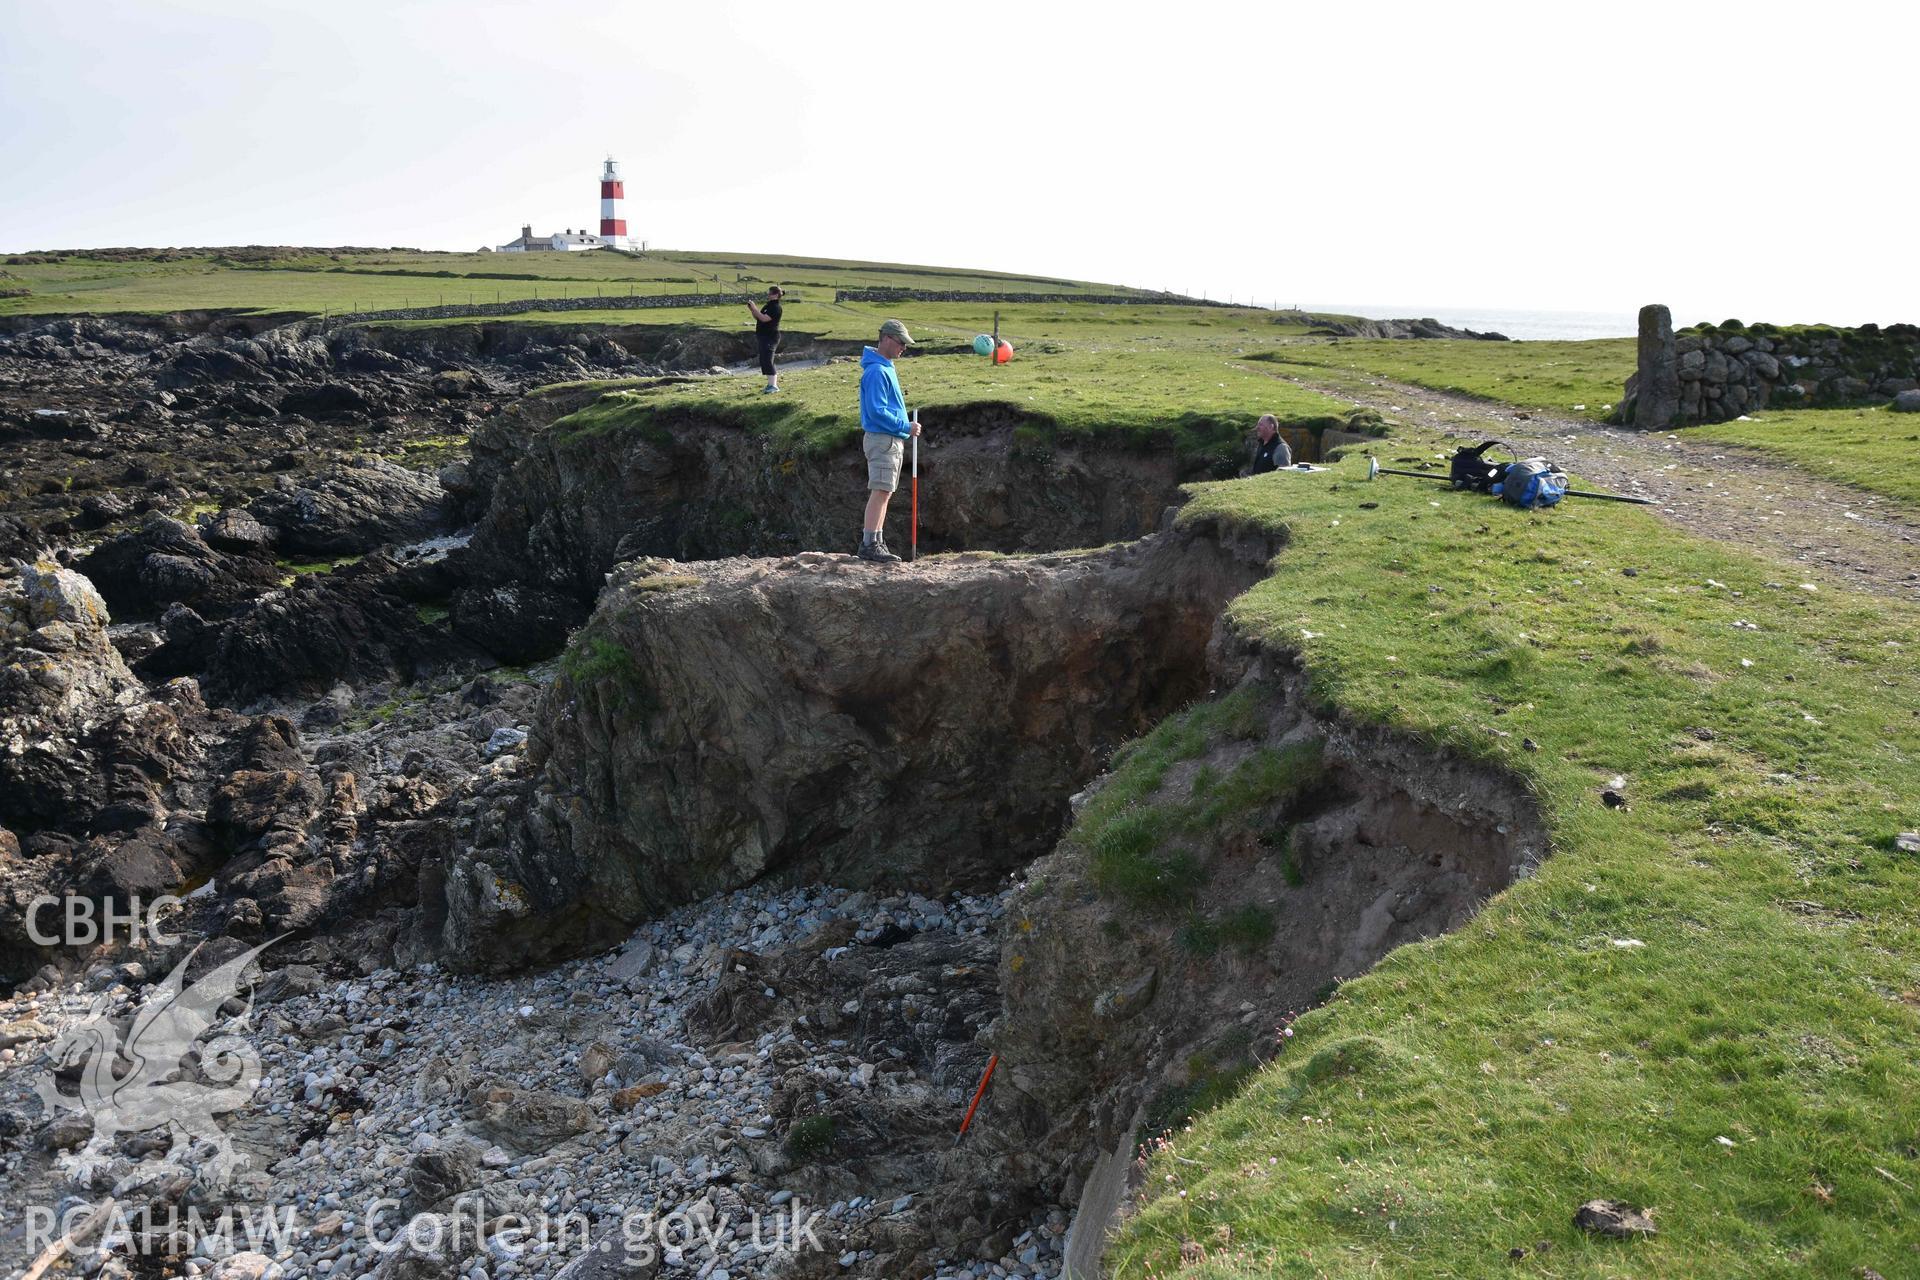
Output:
top-left (747, 286), bottom-right (784, 393)
top-left (1246, 413), bottom-right (1293, 474)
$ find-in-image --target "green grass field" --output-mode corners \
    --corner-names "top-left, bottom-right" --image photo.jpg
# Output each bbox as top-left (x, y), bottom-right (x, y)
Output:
top-left (394, 297), bottom-right (1324, 345)
top-left (0, 248), bottom-right (1170, 318)
top-left (1251, 337), bottom-right (1636, 422)
top-left (1095, 439), bottom-right (1920, 1278)
top-left (546, 338), bottom-right (1370, 463)
top-left (1685, 405), bottom-right (1920, 506)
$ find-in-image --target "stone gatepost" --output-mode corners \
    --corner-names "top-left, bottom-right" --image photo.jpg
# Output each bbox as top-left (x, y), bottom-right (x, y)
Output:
top-left (1623, 304), bottom-right (1680, 429)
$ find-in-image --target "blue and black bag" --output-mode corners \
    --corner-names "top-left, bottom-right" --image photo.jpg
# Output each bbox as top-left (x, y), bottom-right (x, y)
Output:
top-left (1448, 441), bottom-right (1568, 509)
top-left (1494, 458), bottom-right (1569, 508)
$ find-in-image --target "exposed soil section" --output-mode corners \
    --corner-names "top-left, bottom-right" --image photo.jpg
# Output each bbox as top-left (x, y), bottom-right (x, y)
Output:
top-left (965, 623), bottom-right (1546, 1234)
top-left (1266, 368), bottom-right (1920, 600)
top-left (439, 517), bottom-right (1285, 971)
top-left (452, 398), bottom-right (1219, 662)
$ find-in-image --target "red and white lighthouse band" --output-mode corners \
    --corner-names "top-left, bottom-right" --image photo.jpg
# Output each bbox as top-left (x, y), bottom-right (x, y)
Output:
top-left (493, 159), bottom-right (638, 252)
top-left (600, 159), bottom-right (628, 240)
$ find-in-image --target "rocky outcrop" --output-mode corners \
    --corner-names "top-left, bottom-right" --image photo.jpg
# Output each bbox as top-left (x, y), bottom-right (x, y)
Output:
top-left (0, 312), bottom-right (655, 560)
top-left (198, 506), bottom-right (275, 554)
top-left (0, 548), bottom-right (542, 986)
top-left (76, 514), bottom-right (284, 621)
top-left (1, 655), bottom-right (540, 988)
top-left (0, 514), bottom-right (47, 563)
top-left (1617, 304), bottom-right (1920, 426)
top-left (68, 513), bottom-right (459, 705)
top-left (140, 555), bottom-right (443, 704)
top-left (0, 561), bottom-right (248, 979)
top-left (440, 518), bottom-right (1282, 970)
top-left (209, 567), bottom-right (439, 703)
top-left (0, 562), bottom-right (193, 830)
top-left (248, 455), bottom-right (449, 556)
top-left (156, 327), bottom-right (333, 389)
top-left (1307, 316), bottom-right (1509, 341)
top-left (447, 583), bottom-right (586, 666)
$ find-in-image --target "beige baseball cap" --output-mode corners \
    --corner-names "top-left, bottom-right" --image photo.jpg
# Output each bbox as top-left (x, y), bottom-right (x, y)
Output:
top-left (878, 319), bottom-right (915, 346)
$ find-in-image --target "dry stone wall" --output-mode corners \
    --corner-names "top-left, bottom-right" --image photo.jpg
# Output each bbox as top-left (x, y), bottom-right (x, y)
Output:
top-left (305, 291), bottom-right (741, 329)
top-left (1616, 302), bottom-right (1920, 428)
top-left (834, 288), bottom-right (1225, 306)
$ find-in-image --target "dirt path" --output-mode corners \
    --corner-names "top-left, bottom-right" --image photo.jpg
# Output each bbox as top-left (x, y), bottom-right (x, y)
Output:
top-left (1265, 368), bottom-right (1920, 602)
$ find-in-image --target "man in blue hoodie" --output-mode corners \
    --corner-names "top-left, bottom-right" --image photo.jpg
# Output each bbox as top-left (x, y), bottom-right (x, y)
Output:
top-left (856, 318), bottom-right (921, 563)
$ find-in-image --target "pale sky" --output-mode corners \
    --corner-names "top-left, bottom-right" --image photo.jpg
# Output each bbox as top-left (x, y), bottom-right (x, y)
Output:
top-left (3, 0), bottom-right (1914, 327)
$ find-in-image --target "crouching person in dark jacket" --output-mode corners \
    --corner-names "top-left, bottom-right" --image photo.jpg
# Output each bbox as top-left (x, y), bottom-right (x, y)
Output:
top-left (1245, 413), bottom-right (1292, 475)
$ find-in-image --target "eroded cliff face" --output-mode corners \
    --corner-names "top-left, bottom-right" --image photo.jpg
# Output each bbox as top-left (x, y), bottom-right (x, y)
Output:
top-left (667, 631), bottom-right (1552, 1267)
top-left (439, 517), bottom-right (1284, 971)
top-left (451, 402), bottom-right (1218, 662)
top-left (426, 470), bottom-right (1550, 1268)
top-left (972, 627), bottom-right (1548, 1229)
top-left (424, 587), bottom-right (1550, 1270)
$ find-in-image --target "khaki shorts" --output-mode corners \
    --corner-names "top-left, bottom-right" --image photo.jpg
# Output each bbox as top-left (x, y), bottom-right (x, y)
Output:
top-left (864, 432), bottom-right (904, 492)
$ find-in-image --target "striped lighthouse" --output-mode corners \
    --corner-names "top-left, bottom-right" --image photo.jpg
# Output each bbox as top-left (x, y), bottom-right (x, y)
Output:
top-left (599, 158), bottom-right (631, 248)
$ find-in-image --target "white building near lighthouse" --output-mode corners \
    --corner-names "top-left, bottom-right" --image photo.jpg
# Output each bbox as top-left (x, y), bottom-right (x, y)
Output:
top-left (496, 158), bottom-right (640, 252)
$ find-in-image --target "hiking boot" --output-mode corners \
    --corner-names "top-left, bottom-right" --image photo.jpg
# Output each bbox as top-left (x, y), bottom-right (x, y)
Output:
top-left (857, 538), bottom-right (900, 563)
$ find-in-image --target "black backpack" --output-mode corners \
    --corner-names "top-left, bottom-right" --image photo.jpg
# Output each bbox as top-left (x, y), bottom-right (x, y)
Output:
top-left (1449, 440), bottom-right (1507, 492)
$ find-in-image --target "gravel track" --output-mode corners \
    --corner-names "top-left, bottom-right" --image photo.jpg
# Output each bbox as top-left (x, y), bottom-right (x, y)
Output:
top-left (1265, 368), bottom-right (1920, 602)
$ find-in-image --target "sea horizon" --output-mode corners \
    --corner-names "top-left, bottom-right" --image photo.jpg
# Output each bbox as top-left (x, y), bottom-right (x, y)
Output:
top-left (1301, 302), bottom-right (1647, 343)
